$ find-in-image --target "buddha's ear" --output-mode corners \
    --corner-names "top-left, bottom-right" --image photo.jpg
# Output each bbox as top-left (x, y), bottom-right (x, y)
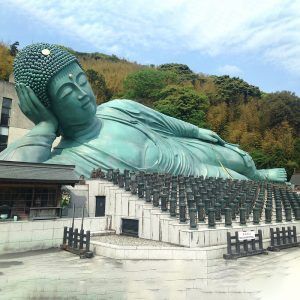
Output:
top-left (56, 125), bottom-right (62, 137)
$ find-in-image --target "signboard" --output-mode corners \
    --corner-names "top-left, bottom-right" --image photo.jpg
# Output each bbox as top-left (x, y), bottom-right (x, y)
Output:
top-left (238, 230), bottom-right (255, 241)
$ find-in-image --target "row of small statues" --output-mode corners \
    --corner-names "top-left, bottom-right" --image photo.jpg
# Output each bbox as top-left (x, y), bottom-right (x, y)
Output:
top-left (89, 168), bottom-right (300, 229)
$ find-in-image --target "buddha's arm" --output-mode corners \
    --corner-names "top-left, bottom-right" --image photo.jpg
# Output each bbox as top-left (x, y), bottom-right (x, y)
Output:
top-left (0, 84), bottom-right (59, 162)
top-left (102, 99), bottom-right (224, 144)
top-left (0, 123), bottom-right (56, 162)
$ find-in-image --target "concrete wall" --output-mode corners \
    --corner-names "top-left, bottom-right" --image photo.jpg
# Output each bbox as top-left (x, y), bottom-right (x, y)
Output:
top-left (0, 217), bottom-right (109, 255)
top-left (64, 184), bottom-right (89, 217)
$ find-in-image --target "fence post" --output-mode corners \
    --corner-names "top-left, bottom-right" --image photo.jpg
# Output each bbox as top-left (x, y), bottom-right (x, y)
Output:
top-left (293, 226), bottom-right (297, 243)
top-left (79, 229), bottom-right (84, 249)
top-left (287, 226), bottom-right (292, 244)
top-left (63, 226), bottom-right (67, 245)
top-left (86, 230), bottom-right (91, 252)
top-left (282, 227), bottom-right (286, 245)
top-left (68, 227), bottom-right (73, 247)
top-left (251, 238), bottom-right (256, 251)
top-left (235, 231), bottom-right (240, 254)
top-left (276, 228), bottom-right (281, 246)
top-left (258, 230), bottom-right (263, 250)
top-left (73, 228), bottom-right (79, 249)
top-left (226, 232), bottom-right (231, 256)
top-left (270, 228), bottom-right (274, 247)
top-left (243, 240), bottom-right (248, 253)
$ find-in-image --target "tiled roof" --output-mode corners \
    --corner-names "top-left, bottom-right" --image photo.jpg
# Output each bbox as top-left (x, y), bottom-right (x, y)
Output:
top-left (0, 160), bottom-right (79, 184)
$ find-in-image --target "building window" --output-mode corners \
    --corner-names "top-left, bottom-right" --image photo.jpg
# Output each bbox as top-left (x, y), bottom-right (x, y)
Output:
top-left (0, 134), bottom-right (8, 152)
top-left (1, 97), bottom-right (12, 127)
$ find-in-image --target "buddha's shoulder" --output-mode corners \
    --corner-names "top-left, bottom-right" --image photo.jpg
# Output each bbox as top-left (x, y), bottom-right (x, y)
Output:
top-left (97, 99), bottom-right (146, 114)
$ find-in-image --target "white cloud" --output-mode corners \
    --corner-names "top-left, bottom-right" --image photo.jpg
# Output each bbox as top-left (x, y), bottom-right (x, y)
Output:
top-left (7, 0), bottom-right (300, 75)
top-left (217, 65), bottom-right (243, 76)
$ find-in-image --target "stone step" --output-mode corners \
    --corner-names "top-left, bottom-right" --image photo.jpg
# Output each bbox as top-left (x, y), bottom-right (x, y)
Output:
top-left (90, 230), bottom-right (116, 237)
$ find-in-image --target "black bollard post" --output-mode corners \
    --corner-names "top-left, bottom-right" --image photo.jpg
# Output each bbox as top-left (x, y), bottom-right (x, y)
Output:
top-left (197, 203), bottom-right (205, 222)
top-left (225, 207), bottom-right (232, 227)
top-left (145, 185), bottom-right (152, 203)
top-left (285, 207), bottom-right (292, 222)
top-left (160, 191), bottom-right (168, 211)
top-left (215, 203), bottom-right (221, 221)
top-left (239, 207), bottom-right (246, 225)
top-left (107, 169), bottom-right (113, 181)
top-left (265, 207), bottom-right (272, 223)
top-left (189, 202), bottom-right (198, 230)
top-left (204, 198), bottom-right (211, 214)
top-left (253, 207), bottom-right (260, 224)
top-left (276, 207), bottom-right (283, 222)
top-left (245, 203), bottom-right (250, 219)
top-left (179, 197), bottom-right (186, 223)
top-left (138, 182), bottom-right (144, 198)
top-left (195, 193), bottom-right (201, 206)
top-left (295, 207), bottom-right (300, 220)
top-left (186, 187), bottom-right (193, 209)
top-left (130, 176), bottom-right (137, 195)
top-left (230, 203), bottom-right (236, 220)
top-left (124, 169), bottom-right (130, 179)
top-left (124, 175), bottom-right (130, 191)
top-left (112, 169), bottom-right (119, 185)
top-left (208, 208), bottom-right (216, 228)
top-left (153, 188), bottom-right (159, 207)
top-left (118, 173), bottom-right (124, 188)
top-left (169, 194), bottom-right (177, 217)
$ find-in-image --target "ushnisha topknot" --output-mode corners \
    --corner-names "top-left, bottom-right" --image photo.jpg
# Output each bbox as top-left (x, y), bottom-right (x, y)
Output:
top-left (14, 43), bottom-right (79, 107)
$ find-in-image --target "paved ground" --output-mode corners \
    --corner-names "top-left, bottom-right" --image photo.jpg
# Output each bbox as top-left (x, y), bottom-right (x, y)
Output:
top-left (92, 235), bottom-right (180, 247)
top-left (0, 247), bottom-right (300, 300)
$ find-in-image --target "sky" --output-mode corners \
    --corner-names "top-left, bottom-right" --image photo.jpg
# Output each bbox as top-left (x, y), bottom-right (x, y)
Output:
top-left (1, 0), bottom-right (300, 95)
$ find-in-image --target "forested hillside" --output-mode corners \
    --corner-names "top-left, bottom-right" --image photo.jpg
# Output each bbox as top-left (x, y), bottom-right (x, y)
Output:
top-left (1, 42), bottom-right (299, 178)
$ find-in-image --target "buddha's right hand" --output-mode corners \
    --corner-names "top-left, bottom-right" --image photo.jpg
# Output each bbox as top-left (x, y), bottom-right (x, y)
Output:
top-left (197, 128), bottom-right (226, 145)
top-left (16, 83), bottom-right (58, 133)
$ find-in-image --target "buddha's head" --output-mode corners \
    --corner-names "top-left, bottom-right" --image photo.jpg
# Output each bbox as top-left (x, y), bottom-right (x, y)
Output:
top-left (13, 43), bottom-right (97, 132)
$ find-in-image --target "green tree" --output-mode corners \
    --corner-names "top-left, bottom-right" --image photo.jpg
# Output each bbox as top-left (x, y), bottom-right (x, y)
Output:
top-left (0, 43), bottom-right (13, 81)
top-left (86, 69), bottom-right (111, 104)
top-left (154, 85), bottom-right (209, 127)
top-left (260, 91), bottom-right (300, 134)
top-left (123, 69), bottom-right (178, 102)
top-left (212, 75), bottom-right (261, 104)
top-left (9, 41), bottom-right (19, 57)
top-left (158, 63), bottom-right (197, 83)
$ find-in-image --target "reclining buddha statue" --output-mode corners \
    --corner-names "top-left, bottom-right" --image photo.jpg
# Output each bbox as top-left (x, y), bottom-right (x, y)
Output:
top-left (0, 43), bottom-right (287, 182)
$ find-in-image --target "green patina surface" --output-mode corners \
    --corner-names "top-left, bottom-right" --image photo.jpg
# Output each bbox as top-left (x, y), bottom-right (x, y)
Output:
top-left (0, 43), bottom-right (287, 182)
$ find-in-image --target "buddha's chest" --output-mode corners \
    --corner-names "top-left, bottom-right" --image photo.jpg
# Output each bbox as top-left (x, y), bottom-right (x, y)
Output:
top-left (88, 120), bottom-right (159, 168)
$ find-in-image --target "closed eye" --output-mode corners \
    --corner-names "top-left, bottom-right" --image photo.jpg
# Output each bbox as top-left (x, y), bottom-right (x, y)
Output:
top-left (57, 83), bottom-right (74, 99)
top-left (77, 73), bottom-right (87, 86)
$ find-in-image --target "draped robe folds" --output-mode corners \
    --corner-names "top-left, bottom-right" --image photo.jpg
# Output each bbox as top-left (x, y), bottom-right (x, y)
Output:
top-left (0, 100), bottom-right (254, 180)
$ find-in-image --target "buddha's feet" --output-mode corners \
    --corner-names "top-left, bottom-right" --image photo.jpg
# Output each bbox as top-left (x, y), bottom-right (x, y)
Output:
top-left (257, 168), bottom-right (287, 182)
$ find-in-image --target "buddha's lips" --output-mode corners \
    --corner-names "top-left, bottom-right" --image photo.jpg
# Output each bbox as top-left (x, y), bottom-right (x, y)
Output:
top-left (81, 99), bottom-right (90, 108)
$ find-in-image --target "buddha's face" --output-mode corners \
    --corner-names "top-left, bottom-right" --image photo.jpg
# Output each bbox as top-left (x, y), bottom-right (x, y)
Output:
top-left (48, 62), bottom-right (97, 129)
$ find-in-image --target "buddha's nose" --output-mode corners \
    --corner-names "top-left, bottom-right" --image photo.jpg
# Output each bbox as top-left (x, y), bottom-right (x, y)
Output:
top-left (78, 93), bottom-right (88, 101)
top-left (77, 89), bottom-right (90, 102)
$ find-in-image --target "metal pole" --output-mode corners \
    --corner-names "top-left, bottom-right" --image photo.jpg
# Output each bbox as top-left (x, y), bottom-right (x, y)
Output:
top-left (81, 205), bottom-right (84, 231)
top-left (71, 202), bottom-right (75, 230)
